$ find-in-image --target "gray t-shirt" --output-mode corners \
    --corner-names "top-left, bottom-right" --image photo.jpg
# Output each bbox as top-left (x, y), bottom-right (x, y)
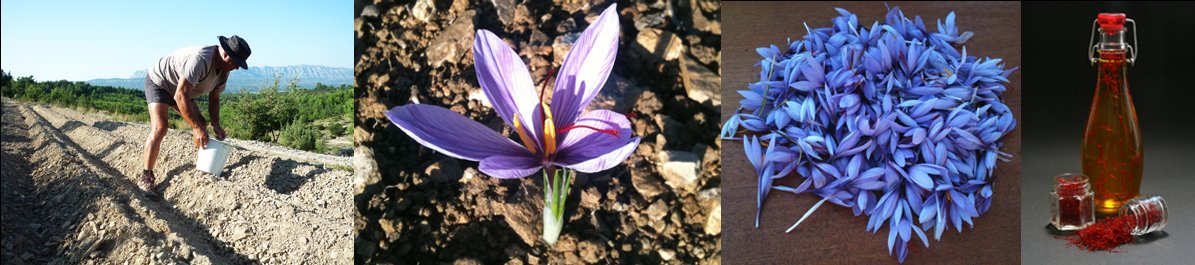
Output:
top-left (147, 45), bottom-right (228, 99)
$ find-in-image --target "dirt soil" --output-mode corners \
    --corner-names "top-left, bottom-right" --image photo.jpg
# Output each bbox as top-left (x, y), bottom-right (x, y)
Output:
top-left (353, 0), bottom-right (722, 264)
top-left (1, 101), bottom-right (353, 264)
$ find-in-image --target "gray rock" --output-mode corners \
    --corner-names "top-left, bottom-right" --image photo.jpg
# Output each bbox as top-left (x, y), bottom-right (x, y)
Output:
top-left (580, 187), bottom-right (601, 209)
top-left (230, 226), bottom-right (251, 241)
top-left (552, 32), bottom-right (581, 66)
top-left (705, 200), bottom-right (721, 235)
top-left (696, 0), bottom-right (719, 13)
top-left (634, 12), bottom-right (666, 31)
top-left (427, 10), bottom-right (475, 68)
top-left (377, 218), bottom-right (400, 242)
top-left (658, 248), bottom-right (676, 260)
top-left (635, 28), bottom-right (683, 61)
top-left (556, 17), bottom-right (577, 34)
top-left (360, 5), bottom-right (380, 18)
top-left (529, 29), bottom-right (551, 46)
top-left (175, 246), bottom-right (193, 261)
top-left (656, 151), bottom-right (701, 193)
top-left (497, 191), bottom-right (543, 245)
top-left (560, 0), bottom-right (595, 14)
top-left (490, 0), bottom-right (518, 27)
top-left (690, 0), bottom-right (721, 35)
top-left (689, 44), bottom-right (718, 66)
top-left (631, 168), bottom-right (665, 199)
top-left (644, 199), bottom-right (669, 231)
top-left (353, 146), bottom-right (380, 195)
top-left (680, 55), bottom-right (721, 107)
top-left (411, 0), bottom-right (436, 23)
top-left (586, 74), bottom-right (644, 114)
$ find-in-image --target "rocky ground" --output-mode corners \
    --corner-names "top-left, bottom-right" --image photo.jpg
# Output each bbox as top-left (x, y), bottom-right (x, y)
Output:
top-left (0, 101), bottom-right (353, 264)
top-left (353, 0), bottom-right (721, 263)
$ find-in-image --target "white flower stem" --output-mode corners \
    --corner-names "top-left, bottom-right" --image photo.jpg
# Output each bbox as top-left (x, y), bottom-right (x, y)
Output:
top-left (543, 168), bottom-right (573, 246)
top-left (786, 196), bottom-right (830, 233)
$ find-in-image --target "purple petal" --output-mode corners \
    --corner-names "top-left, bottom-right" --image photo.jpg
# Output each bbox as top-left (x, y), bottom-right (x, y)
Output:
top-left (480, 155), bottom-right (543, 179)
top-left (474, 29), bottom-right (544, 147)
top-left (557, 109), bottom-right (633, 152)
top-left (386, 104), bottom-right (530, 161)
top-left (550, 4), bottom-right (620, 125)
top-left (898, 216), bottom-right (911, 242)
top-left (790, 81), bottom-right (820, 92)
top-left (912, 225), bottom-right (929, 247)
top-left (906, 165), bottom-right (934, 190)
top-left (554, 137), bottom-right (639, 173)
top-left (554, 110), bottom-right (640, 173)
top-left (839, 94), bottom-right (860, 109)
top-left (919, 200), bottom-right (937, 223)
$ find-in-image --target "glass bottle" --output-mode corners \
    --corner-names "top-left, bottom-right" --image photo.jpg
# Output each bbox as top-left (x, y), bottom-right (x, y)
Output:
top-left (1050, 173), bottom-right (1095, 230)
top-left (1119, 195), bottom-right (1167, 236)
top-left (1083, 13), bottom-right (1143, 214)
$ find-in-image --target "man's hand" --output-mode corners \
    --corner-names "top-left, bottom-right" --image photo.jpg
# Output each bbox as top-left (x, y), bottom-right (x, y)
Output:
top-left (212, 125), bottom-right (227, 141)
top-left (193, 127), bottom-right (210, 149)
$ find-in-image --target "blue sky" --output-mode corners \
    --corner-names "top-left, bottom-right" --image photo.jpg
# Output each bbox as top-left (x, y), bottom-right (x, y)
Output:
top-left (1, 0), bottom-right (351, 81)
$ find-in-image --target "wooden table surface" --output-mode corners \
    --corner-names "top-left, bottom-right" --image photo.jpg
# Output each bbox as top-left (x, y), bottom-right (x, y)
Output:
top-left (720, 2), bottom-right (1022, 264)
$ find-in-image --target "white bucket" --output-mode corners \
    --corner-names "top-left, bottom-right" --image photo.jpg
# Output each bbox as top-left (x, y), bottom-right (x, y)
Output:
top-left (196, 139), bottom-right (232, 176)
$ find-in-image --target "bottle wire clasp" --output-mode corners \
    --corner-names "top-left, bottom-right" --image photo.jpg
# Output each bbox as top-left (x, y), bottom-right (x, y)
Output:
top-left (1089, 18), bottom-right (1138, 66)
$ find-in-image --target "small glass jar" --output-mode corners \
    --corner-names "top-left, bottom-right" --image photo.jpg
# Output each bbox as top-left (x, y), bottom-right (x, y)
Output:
top-left (1050, 173), bottom-right (1095, 230)
top-left (1119, 195), bottom-right (1167, 235)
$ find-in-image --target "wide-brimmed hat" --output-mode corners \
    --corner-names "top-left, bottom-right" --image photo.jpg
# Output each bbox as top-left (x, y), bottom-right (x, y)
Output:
top-left (218, 35), bottom-right (251, 69)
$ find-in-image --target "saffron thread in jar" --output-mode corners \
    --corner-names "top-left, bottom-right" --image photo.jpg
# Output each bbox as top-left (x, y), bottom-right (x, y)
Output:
top-left (1051, 174), bottom-right (1095, 230)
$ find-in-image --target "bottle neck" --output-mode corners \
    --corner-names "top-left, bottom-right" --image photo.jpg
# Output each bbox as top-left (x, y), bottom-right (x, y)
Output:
top-left (1097, 49), bottom-right (1127, 96)
top-left (1098, 29), bottom-right (1127, 51)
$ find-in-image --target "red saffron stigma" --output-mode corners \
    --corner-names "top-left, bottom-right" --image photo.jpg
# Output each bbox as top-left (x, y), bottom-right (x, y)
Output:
top-left (557, 124), bottom-right (620, 137)
top-left (1064, 215), bottom-right (1135, 252)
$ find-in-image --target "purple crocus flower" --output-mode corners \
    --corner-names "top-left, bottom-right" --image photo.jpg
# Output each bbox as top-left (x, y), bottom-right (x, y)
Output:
top-left (385, 5), bottom-right (639, 179)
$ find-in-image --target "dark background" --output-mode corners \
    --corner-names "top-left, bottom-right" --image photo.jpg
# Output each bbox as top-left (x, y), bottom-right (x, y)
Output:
top-left (1023, 2), bottom-right (1195, 141)
top-left (1022, 2), bottom-right (1195, 264)
top-left (722, 2), bottom-right (1020, 264)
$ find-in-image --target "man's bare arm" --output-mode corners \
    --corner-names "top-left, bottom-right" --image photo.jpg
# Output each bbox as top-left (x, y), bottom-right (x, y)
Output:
top-left (174, 81), bottom-right (209, 147)
top-left (207, 87), bottom-right (222, 128)
top-left (174, 81), bottom-right (207, 129)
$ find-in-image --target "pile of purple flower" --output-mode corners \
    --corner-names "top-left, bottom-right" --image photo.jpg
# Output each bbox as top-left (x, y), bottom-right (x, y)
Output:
top-left (721, 6), bottom-right (1017, 262)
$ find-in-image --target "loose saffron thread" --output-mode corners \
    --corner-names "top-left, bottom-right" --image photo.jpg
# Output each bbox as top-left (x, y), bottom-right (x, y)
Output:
top-left (1064, 215), bottom-right (1134, 252)
top-left (1063, 202), bottom-right (1164, 252)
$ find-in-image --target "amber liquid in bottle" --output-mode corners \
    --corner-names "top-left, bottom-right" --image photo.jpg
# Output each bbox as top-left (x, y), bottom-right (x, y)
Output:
top-left (1082, 49), bottom-right (1143, 214)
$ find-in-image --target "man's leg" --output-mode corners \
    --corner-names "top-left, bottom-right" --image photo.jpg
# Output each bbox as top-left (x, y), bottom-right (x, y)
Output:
top-left (139, 103), bottom-right (171, 194)
top-left (143, 103), bottom-right (171, 172)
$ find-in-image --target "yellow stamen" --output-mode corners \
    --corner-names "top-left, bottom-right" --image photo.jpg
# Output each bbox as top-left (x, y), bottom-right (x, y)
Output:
top-left (541, 101), bottom-right (557, 155)
top-left (513, 113), bottom-right (538, 154)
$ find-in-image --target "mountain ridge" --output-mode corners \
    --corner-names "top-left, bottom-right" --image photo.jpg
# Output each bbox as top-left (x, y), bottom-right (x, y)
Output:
top-left (86, 65), bottom-right (352, 91)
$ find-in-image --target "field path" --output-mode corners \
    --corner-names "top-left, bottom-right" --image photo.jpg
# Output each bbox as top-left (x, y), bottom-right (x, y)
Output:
top-left (1, 101), bottom-right (352, 264)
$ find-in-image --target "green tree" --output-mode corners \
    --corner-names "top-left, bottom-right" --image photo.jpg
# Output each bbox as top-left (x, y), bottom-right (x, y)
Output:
top-left (278, 120), bottom-right (321, 151)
